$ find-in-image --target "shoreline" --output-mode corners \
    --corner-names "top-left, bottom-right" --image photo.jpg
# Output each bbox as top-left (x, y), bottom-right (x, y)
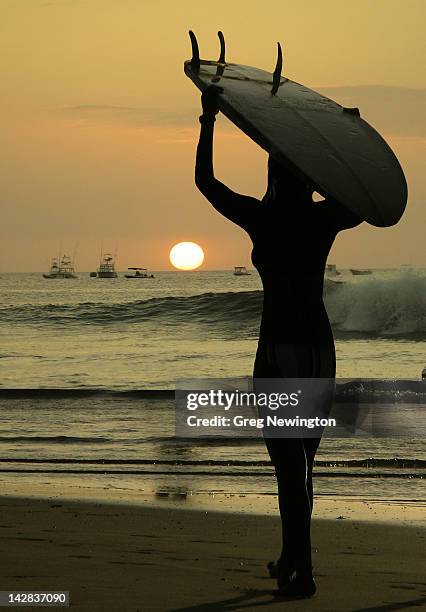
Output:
top-left (0, 476), bottom-right (424, 526)
top-left (1, 494), bottom-right (424, 611)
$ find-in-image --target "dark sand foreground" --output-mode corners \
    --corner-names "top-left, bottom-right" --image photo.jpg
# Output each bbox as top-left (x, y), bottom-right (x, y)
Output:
top-left (1, 496), bottom-right (425, 612)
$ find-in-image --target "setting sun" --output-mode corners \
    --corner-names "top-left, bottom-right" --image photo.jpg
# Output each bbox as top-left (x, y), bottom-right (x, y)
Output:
top-left (169, 242), bottom-right (204, 270)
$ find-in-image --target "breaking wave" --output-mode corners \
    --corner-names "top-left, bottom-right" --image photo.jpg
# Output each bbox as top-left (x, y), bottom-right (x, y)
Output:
top-left (326, 271), bottom-right (426, 336)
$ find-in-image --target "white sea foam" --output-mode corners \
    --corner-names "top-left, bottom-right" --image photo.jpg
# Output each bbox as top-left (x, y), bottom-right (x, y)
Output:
top-left (326, 270), bottom-right (426, 335)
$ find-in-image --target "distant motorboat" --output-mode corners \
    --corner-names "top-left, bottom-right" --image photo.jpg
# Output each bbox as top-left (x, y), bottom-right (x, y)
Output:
top-left (350, 269), bottom-right (372, 276)
top-left (325, 264), bottom-right (340, 277)
top-left (234, 266), bottom-right (250, 276)
top-left (124, 267), bottom-right (154, 279)
top-left (93, 253), bottom-right (118, 278)
top-left (43, 255), bottom-right (77, 279)
top-left (326, 278), bottom-right (345, 289)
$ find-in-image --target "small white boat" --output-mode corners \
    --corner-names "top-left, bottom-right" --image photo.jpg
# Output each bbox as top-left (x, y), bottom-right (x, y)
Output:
top-left (43, 255), bottom-right (77, 279)
top-left (124, 267), bottom-right (154, 279)
top-left (350, 268), bottom-right (372, 276)
top-left (326, 278), bottom-right (345, 289)
top-left (233, 266), bottom-right (250, 276)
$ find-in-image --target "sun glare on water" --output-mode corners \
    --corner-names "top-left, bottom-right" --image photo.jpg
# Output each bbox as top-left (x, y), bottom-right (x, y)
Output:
top-left (169, 242), bottom-right (204, 270)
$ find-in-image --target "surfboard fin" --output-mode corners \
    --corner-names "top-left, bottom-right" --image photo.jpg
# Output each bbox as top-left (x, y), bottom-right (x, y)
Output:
top-left (271, 42), bottom-right (283, 95)
top-left (217, 31), bottom-right (226, 63)
top-left (211, 31), bottom-right (226, 82)
top-left (188, 30), bottom-right (200, 71)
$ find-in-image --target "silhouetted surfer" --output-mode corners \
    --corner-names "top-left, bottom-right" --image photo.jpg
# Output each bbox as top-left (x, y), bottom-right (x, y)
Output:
top-left (195, 86), bottom-right (361, 598)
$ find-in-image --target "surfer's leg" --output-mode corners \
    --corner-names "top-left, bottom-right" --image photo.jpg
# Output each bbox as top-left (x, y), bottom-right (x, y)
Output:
top-left (255, 344), bottom-right (314, 574)
top-left (272, 344), bottom-right (315, 565)
top-left (254, 342), bottom-right (335, 587)
top-left (302, 346), bottom-right (336, 513)
top-left (265, 345), bottom-right (335, 568)
top-left (264, 436), bottom-right (313, 571)
top-left (254, 343), bottom-right (293, 577)
top-left (269, 344), bottom-right (333, 598)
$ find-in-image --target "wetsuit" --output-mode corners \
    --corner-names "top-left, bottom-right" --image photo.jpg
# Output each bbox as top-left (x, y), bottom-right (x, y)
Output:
top-left (195, 113), bottom-right (360, 571)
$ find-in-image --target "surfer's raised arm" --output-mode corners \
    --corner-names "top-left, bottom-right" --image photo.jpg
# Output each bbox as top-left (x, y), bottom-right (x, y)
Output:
top-left (195, 86), bottom-right (260, 233)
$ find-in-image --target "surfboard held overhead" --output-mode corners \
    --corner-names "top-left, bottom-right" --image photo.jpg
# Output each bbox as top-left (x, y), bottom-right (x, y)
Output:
top-left (184, 32), bottom-right (408, 227)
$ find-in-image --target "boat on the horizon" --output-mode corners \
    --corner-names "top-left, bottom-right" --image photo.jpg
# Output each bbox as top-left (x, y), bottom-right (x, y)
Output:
top-left (325, 263), bottom-right (340, 277)
top-left (325, 278), bottom-right (345, 288)
top-left (124, 267), bottom-right (154, 279)
top-left (233, 266), bottom-right (250, 276)
top-left (350, 268), bottom-right (372, 276)
top-left (43, 255), bottom-right (77, 279)
top-left (92, 253), bottom-right (118, 278)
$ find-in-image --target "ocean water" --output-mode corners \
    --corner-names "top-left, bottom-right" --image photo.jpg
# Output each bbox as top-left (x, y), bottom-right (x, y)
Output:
top-left (0, 392), bottom-right (424, 502)
top-left (0, 268), bottom-right (425, 388)
top-left (0, 268), bottom-right (425, 502)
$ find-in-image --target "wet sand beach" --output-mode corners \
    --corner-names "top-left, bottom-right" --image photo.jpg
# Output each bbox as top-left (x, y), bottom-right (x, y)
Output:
top-left (1, 495), bottom-right (425, 611)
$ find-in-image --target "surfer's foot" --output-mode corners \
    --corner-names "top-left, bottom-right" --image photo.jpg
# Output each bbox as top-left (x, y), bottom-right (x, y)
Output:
top-left (274, 568), bottom-right (316, 599)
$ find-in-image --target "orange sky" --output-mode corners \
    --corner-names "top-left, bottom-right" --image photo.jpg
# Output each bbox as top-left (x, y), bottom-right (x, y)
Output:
top-left (0, 0), bottom-right (425, 271)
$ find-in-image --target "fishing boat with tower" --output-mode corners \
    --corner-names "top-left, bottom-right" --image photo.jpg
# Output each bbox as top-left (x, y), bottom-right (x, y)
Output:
top-left (91, 253), bottom-right (118, 278)
top-left (43, 255), bottom-right (77, 279)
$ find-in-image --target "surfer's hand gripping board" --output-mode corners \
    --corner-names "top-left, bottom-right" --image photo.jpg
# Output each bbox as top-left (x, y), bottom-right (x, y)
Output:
top-left (184, 31), bottom-right (408, 228)
top-left (201, 85), bottom-right (224, 117)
